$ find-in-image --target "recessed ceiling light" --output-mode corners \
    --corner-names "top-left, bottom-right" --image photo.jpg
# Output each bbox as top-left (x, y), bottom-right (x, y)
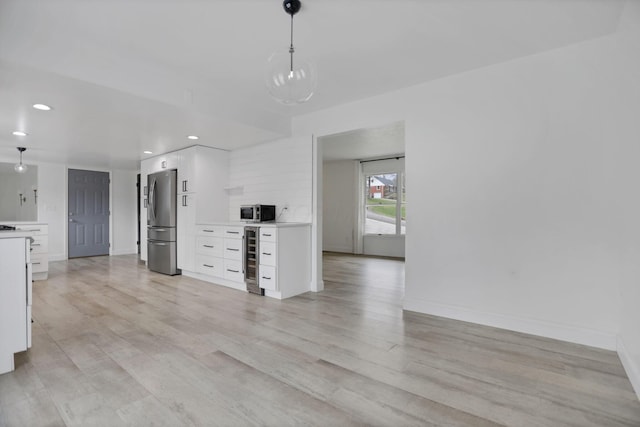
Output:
top-left (143, 150), bottom-right (153, 154)
top-left (187, 135), bottom-right (199, 140)
top-left (12, 131), bottom-right (27, 136)
top-left (33, 103), bottom-right (52, 111)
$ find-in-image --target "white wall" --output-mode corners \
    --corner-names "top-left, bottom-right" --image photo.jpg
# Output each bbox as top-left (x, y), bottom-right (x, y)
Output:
top-left (292, 2), bottom-right (640, 383)
top-left (323, 160), bottom-right (357, 253)
top-left (613, 0), bottom-right (640, 400)
top-left (111, 169), bottom-right (138, 256)
top-left (0, 157), bottom-right (138, 260)
top-left (228, 137), bottom-right (312, 223)
top-left (36, 163), bottom-right (66, 260)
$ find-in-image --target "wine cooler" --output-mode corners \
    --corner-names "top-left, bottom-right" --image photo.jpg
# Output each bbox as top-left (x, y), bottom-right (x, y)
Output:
top-left (244, 226), bottom-right (263, 295)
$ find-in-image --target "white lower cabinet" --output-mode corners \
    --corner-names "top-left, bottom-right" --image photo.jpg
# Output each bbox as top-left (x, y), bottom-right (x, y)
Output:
top-left (0, 235), bottom-right (32, 375)
top-left (258, 224), bottom-right (311, 299)
top-left (188, 223), bottom-right (310, 299)
top-left (223, 259), bottom-right (244, 282)
top-left (177, 194), bottom-right (196, 272)
top-left (0, 223), bottom-right (48, 280)
top-left (195, 253), bottom-right (223, 276)
top-left (190, 225), bottom-right (245, 288)
top-left (259, 264), bottom-right (277, 291)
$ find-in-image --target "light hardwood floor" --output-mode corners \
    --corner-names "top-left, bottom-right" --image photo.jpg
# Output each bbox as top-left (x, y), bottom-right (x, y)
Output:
top-left (1, 253), bottom-right (639, 426)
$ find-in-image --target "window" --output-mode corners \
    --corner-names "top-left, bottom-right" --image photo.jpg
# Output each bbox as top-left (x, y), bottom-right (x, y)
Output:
top-left (364, 172), bottom-right (406, 235)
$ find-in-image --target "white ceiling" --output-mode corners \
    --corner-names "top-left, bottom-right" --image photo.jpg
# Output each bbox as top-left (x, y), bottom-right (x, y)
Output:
top-left (0, 0), bottom-right (625, 170)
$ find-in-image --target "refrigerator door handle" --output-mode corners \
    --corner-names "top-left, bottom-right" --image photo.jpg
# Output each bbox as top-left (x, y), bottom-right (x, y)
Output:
top-left (153, 181), bottom-right (158, 221)
top-left (148, 178), bottom-right (154, 221)
top-left (149, 240), bottom-right (169, 246)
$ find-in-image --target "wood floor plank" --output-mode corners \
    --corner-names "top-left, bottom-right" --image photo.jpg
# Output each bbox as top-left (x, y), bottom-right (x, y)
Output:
top-left (0, 252), bottom-right (637, 426)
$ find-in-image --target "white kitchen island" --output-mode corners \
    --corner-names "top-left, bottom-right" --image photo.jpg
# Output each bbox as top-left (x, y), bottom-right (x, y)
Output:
top-left (184, 222), bottom-right (311, 299)
top-left (0, 231), bottom-right (33, 375)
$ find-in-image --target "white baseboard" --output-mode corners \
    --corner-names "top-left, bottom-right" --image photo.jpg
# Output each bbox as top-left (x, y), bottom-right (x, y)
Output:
top-left (49, 254), bottom-right (66, 262)
top-left (323, 246), bottom-right (353, 254)
top-left (181, 270), bottom-right (247, 292)
top-left (617, 336), bottom-right (640, 401)
top-left (111, 248), bottom-right (137, 256)
top-left (311, 279), bottom-right (324, 292)
top-left (403, 297), bottom-right (617, 351)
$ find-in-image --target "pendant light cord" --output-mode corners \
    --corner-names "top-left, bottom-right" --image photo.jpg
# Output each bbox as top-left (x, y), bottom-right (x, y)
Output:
top-left (289, 14), bottom-right (295, 73)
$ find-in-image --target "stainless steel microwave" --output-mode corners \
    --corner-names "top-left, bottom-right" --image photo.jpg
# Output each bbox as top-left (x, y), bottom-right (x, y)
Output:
top-left (240, 204), bottom-right (276, 222)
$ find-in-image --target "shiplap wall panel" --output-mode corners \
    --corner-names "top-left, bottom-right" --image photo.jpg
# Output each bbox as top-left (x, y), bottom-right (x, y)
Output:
top-left (228, 137), bottom-right (312, 223)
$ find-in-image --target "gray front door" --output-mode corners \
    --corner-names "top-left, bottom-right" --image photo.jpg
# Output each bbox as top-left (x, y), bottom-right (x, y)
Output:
top-left (68, 169), bottom-right (110, 258)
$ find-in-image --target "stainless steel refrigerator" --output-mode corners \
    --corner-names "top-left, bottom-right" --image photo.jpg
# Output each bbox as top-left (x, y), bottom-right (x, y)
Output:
top-left (147, 170), bottom-right (181, 275)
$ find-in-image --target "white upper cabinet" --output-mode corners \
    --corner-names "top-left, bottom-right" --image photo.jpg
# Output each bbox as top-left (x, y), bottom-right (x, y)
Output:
top-left (177, 146), bottom-right (197, 194)
top-left (146, 152), bottom-right (179, 174)
top-left (140, 145), bottom-right (229, 267)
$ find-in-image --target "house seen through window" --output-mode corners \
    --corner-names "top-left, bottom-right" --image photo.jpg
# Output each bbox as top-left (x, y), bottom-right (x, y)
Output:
top-left (364, 172), bottom-right (406, 235)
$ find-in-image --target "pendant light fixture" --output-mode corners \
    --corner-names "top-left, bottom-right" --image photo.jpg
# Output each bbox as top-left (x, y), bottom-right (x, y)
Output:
top-left (265, 0), bottom-right (317, 105)
top-left (15, 147), bottom-right (28, 173)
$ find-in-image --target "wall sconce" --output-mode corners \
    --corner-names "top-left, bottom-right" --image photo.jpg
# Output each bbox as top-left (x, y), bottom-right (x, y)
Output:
top-left (33, 188), bottom-right (38, 205)
top-left (18, 192), bottom-right (26, 206)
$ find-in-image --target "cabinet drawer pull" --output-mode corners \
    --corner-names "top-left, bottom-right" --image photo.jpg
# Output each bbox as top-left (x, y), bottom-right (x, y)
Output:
top-left (32, 243), bottom-right (41, 246)
top-left (203, 229), bottom-right (214, 233)
top-left (227, 248), bottom-right (239, 252)
top-left (203, 264), bottom-right (214, 268)
top-left (261, 276), bottom-right (271, 280)
top-left (203, 245), bottom-right (214, 248)
top-left (182, 180), bottom-right (188, 192)
top-left (262, 233), bottom-right (272, 237)
top-left (33, 262), bottom-right (41, 265)
top-left (262, 252), bottom-right (272, 256)
top-left (226, 231), bottom-right (240, 235)
top-left (227, 268), bottom-right (239, 273)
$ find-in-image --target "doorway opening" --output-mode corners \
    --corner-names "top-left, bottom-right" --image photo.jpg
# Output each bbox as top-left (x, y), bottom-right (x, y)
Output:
top-left (317, 120), bottom-right (406, 292)
top-left (67, 169), bottom-right (110, 258)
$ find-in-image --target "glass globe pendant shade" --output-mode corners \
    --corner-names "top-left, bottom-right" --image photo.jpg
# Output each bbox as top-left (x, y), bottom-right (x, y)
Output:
top-left (265, 50), bottom-right (317, 105)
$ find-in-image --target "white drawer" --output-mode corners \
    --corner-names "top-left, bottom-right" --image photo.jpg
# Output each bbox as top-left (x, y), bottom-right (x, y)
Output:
top-left (195, 254), bottom-right (223, 277)
top-left (223, 227), bottom-right (244, 239)
top-left (223, 259), bottom-right (244, 282)
top-left (260, 241), bottom-right (276, 266)
top-left (31, 254), bottom-right (48, 273)
top-left (224, 238), bottom-right (243, 260)
top-left (196, 225), bottom-right (225, 237)
top-left (259, 228), bottom-right (277, 242)
top-left (30, 235), bottom-right (48, 254)
top-left (195, 236), bottom-right (223, 257)
top-left (15, 224), bottom-right (48, 236)
top-left (259, 265), bottom-right (277, 291)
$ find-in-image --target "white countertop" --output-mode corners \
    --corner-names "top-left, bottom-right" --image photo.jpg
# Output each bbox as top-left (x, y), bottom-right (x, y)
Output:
top-left (0, 230), bottom-right (35, 239)
top-left (198, 221), bottom-right (310, 228)
top-left (0, 222), bottom-right (46, 225)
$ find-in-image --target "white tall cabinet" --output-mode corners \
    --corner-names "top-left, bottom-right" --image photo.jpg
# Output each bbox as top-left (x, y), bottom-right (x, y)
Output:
top-left (0, 233), bottom-right (33, 375)
top-left (140, 146), bottom-right (229, 267)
